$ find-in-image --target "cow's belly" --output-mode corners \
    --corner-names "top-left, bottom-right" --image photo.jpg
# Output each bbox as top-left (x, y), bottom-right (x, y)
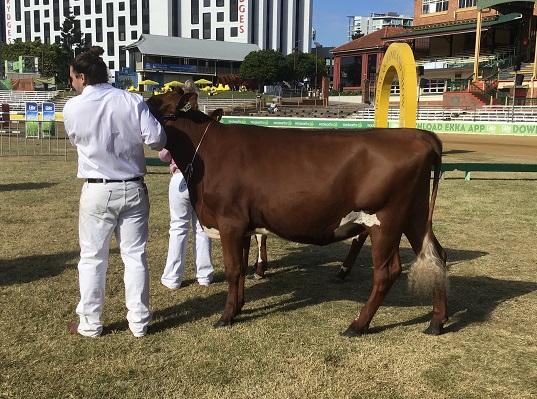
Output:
top-left (202, 210), bottom-right (378, 243)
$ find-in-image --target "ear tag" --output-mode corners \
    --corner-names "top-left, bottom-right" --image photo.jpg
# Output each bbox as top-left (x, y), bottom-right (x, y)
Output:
top-left (181, 102), bottom-right (192, 112)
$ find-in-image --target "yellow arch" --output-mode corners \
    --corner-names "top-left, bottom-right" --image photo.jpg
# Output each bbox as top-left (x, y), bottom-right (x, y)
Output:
top-left (374, 43), bottom-right (417, 128)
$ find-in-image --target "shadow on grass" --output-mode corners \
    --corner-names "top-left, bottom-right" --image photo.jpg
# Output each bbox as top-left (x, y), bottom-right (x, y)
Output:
top-left (145, 241), bottom-right (537, 336)
top-left (0, 250), bottom-right (79, 286)
top-left (0, 182), bottom-right (58, 191)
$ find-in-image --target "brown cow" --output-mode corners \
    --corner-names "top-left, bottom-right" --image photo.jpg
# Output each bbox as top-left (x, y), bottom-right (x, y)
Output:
top-left (147, 91), bottom-right (448, 337)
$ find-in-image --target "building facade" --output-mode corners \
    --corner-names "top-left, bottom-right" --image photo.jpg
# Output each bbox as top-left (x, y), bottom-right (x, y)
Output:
top-left (3, 0), bottom-right (312, 80)
top-left (348, 12), bottom-right (413, 41)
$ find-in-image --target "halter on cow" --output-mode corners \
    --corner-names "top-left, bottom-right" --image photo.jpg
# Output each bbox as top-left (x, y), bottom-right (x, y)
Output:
top-left (147, 91), bottom-right (448, 336)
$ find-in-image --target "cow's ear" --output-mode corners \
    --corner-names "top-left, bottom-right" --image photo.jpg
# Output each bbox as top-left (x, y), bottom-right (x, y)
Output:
top-left (211, 108), bottom-right (224, 121)
top-left (172, 86), bottom-right (185, 96)
top-left (178, 92), bottom-right (198, 113)
top-left (146, 95), bottom-right (164, 119)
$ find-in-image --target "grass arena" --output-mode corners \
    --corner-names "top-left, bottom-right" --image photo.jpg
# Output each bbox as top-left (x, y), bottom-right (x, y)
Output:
top-left (1, 125), bottom-right (536, 398)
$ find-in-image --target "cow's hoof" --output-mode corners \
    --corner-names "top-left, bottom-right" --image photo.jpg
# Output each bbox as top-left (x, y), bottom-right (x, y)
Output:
top-left (332, 276), bottom-right (346, 284)
top-left (213, 320), bottom-right (232, 328)
top-left (424, 324), bottom-right (443, 336)
top-left (247, 273), bottom-right (264, 280)
top-left (340, 327), bottom-right (364, 337)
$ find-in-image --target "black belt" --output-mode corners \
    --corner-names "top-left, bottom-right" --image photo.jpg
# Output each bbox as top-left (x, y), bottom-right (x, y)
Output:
top-left (86, 177), bottom-right (144, 183)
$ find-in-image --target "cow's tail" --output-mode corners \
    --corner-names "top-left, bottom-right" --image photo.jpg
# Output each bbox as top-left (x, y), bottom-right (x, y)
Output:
top-left (408, 131), bottom-right (448, 296)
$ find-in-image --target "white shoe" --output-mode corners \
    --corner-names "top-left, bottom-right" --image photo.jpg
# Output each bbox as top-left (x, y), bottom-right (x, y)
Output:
top-left (198, 280), bottom-right (211, 287)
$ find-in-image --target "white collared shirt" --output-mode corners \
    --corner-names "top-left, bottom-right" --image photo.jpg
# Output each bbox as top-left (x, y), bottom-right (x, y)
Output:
top-left (63, 83), bottom-right (167, 180)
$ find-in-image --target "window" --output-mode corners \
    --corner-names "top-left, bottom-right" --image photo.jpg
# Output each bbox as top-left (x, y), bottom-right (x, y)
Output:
top-left (34, 10), bottom-right (40, 31)
top-left (96, 0), bottom-right (102, 13)
top-left (217, 12), bottom-right (224, 22)
top-left (216, 27), bottom-right (224, 41)
top-left (44, 9), bottom-right (49, 17)
top-left (203, 12), bottom-right (211, 39)
top-left (84, 33), bottom-right (92, 47)
top-left (15, 0), bottom-right (22, 21)
top-left (458, 0), bottom-right (476, 8)
top-left (107, 31), bottom-right (115, 56)
top-left (86, 20), bottom-right (91, 28)
top-left (130, 0), bottom-right (137, 25)
top-left (84, 0), bottom-right (91, 14)
top-left (191, 0), bottom-right (199, 24)
top-left (131, 30), bottom-right (138, 39)
top-left (230, 27), bottom-right (238, 37)
top-left (421, 78), bottom-right (447, 93)
top-left (96, 18), bottom-right (103, 42)
top-left (119, 2), bottom-right (125, 11)
top-left (204, 0), bottom-right (210, 6)
top-left (229, 0), bottom-right (238, 22)
top-left (422, 0), bottom-right (449, 14)
top-left (106, 3), bottom-right (114, 27)
top-left (73, 6), bottom-right (80, 15)
top-left (118, 16), bottom-right (126, 41)
top-left (216, 0), bottom-right (224, 5)
top-left (191, 29), bottom-right (199, 38)
top-left (44, 22), bottom-right (50, 43)
top-left (109, 61), bottom-right (115, 70)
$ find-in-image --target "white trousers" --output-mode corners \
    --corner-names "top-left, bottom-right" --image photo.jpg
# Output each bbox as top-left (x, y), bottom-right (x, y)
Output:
top-left (76, 180), bottom-right (152, 338)
top-left (161, 172), bottom-right (214, 288)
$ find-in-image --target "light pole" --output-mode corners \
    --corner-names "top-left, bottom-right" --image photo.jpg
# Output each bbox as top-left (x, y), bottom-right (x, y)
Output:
top-left (314, 42), bottom-right (321, 92)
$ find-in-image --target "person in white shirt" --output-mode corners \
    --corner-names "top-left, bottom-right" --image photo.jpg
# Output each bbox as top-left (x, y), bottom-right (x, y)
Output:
top-left (159, 80), bottom-right (214, 289)
top-left (63, 46), bottom-right (167, 338)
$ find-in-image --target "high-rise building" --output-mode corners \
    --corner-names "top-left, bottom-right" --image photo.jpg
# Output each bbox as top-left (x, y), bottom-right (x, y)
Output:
top-left (3, 0), bottom-right (312, 78)
top-left (347, 12), bottom-right (413, 41)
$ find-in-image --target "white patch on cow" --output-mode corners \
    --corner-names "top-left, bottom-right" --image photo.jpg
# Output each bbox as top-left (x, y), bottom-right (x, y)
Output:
top-left (202, 227), bottom-right (221, 239)
top-left (340, 211), bottom-right (381, 227)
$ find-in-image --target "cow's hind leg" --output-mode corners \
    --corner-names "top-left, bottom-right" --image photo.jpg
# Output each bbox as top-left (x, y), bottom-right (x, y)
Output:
top-left (335, 232), bottom-right (368, 282)
top-left (406, 227), bottom-right (448, 335)
top-left (251, 234), bottom-right (268, 279)
top-left (342, 231), bottom-right (402, 337)
top-left (214, 230), bottom-right (247, 328)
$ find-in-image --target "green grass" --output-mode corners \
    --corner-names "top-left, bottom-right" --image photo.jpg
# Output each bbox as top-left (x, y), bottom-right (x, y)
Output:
top-left (0, 150), bottom-right (536, 398)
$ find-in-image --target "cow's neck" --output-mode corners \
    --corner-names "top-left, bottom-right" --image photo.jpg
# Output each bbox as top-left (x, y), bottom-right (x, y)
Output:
top-left (165, 119), bottom-right (211, 181)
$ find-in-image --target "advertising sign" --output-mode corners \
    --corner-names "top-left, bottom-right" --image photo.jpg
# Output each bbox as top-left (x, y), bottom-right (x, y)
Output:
top-left (25, 101), bottom-right (39, 138)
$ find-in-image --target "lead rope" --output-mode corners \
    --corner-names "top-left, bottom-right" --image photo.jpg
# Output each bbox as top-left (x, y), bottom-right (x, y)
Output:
top-left (184, 121), bottom-right (212, 184)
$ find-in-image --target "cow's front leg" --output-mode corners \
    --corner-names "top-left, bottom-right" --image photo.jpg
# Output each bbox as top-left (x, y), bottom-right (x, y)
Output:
top-left (214, 230), bottom-right (245, 328)
top-left (238, 236), bottom-right (251, 312)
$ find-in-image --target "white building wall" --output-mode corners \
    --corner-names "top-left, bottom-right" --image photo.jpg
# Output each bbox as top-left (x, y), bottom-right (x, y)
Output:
top-left (3, 0), bottom-right (312, 77)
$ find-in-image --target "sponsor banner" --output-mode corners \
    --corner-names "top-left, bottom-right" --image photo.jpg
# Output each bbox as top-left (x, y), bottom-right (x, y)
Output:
top-left (25, 101), bottom-right (39, 138)
top-left (221, 117), bottom-right (537, 136)
top-left (42, 102), bottom-right (56, 137)
top-left (222, 117), bottom-right (375, 130)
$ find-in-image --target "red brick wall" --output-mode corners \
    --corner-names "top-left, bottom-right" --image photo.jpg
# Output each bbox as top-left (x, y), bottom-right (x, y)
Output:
top-left (413, 0), bottom-right (498, 27)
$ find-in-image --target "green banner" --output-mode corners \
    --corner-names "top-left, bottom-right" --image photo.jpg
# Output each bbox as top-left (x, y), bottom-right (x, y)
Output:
top-left (221, 117), bottom-right (537, 136)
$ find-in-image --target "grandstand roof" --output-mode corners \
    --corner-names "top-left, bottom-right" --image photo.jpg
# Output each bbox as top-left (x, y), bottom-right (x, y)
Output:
top-left (477, 0), bottom-right (537, 10)
top-left (124, 34), bottom-right (261, 62)
top-left (383, 12), bottom-right (522, 41)
top-left (330, 27), bottom-right (411, 55)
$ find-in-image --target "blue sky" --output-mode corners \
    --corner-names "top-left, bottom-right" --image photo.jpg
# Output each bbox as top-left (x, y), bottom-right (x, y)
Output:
top-left (312, 0), bottom-right (414, 48)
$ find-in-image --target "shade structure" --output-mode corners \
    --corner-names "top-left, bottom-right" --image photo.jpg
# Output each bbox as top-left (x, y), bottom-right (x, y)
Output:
top-left (138, 79), bottom-right (159, 85)
top-left (166, 80), bottom-right (184, 86)
top-left (195, 78), bottom-right (212, 85)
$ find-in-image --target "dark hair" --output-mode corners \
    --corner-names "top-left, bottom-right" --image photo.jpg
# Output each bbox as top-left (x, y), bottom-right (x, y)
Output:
top-left (70, 46), bottom-right (109, 85)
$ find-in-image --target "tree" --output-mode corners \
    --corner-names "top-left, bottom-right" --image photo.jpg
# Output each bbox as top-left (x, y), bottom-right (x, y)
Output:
top-left (239, 50), bottom-right (290, 90)
top-left (352, 31), bottom-right (365, 40)
top-left (60, 12), bottom-right (85, 58)
top-left (1, 39), bottom-right (73, 89)
top-left (284, 51), bottom-right (326, 87)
